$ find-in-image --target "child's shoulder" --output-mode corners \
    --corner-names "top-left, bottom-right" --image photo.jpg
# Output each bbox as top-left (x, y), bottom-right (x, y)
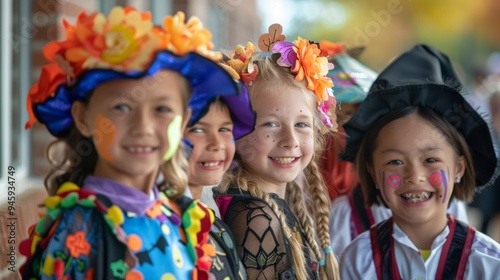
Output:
top-left (470, 229), bottom-right (500, 259)
top-left (340, 229), bottom-right (375, 277)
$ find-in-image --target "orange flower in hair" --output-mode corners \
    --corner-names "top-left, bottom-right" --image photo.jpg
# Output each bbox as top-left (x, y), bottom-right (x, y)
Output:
top-left (291, 38), bottom-right (333, 103)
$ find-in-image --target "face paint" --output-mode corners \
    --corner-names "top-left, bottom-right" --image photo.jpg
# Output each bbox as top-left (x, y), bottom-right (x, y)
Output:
top-left (94, 114), bottom-right (116, 162)
top-left (163, 115), bottom-right (182, 161)
top-left (429, 172), bottom-right (443, 187)
top-left (441, 168), bottom-right (449, 203)
top-left (386, 174), bottom-right (401, 189)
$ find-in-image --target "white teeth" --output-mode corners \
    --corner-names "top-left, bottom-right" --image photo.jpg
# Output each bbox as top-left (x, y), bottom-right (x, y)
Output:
top-left (202, 162), bottom-right (220, 167)
top-left (272, 157), bottom-right (295, 164)
top-left (401, 192), bottom-right (431, 203)
top-left (127, 147), bottom-right (153, 153)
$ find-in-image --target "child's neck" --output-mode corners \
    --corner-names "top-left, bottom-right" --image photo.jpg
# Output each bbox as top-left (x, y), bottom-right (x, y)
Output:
top-left (188, 184), bottom-right (202, 200)
top-left (393, 215), bottom-right (449, 250)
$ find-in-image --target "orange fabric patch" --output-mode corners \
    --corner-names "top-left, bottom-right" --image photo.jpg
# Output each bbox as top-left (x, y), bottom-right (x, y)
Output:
top-left (127, 234), bottom-right (142, 252)
top-left (125, 269), bottom-right (144, 280)
top-left (65, 231), bottom-right (91, 258)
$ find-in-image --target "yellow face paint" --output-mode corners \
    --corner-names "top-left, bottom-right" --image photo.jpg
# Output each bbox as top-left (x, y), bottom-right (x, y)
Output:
top-left (94, 114), bottom-right (116, 162)
top-left (163, 115), bottom-right (182, 161)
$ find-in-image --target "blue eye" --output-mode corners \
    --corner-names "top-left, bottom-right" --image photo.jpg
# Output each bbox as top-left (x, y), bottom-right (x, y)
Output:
top-left (157, 106), bottom-right (171, 113)
top-left (220, 127), bottom-right (232, 132)
top-left (114, 104), bottom-right (130, 112)
top-left (263, 122), bottom-right (278, 127)
top-left (296, 122), bottom-right (309, 128)
top-left (189, 127), bottom-right (204, 133)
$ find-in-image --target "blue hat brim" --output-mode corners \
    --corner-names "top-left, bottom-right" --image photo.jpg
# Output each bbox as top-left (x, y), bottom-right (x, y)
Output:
top-left (34, 50), bottom-right (240, 137)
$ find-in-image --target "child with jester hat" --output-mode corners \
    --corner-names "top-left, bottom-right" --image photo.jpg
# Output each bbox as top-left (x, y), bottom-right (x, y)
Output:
top-left (320, 43), bottom-right (470, 257)
top-left (182, 73), bottom-right (256, 280)
top-left (340, 44), bottom-right (500, 279)
top-left (214, 25), bottom-right (340, 280)
top-left (19, 7), bottom-right (246, 280)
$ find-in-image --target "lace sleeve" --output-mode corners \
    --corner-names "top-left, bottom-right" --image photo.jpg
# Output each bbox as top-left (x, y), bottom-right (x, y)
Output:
top-left (224, 198), bottom-right (289, 280)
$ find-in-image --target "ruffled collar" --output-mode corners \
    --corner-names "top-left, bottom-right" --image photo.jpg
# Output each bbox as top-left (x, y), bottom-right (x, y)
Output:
top-left (82, 175), bottom-right (157, 215)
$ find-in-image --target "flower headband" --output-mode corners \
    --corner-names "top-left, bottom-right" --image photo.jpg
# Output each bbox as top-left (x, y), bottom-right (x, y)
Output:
top-left (26, 6), bottom-right (238, 137)
top-left (220, 24), bottom-right (338, 133)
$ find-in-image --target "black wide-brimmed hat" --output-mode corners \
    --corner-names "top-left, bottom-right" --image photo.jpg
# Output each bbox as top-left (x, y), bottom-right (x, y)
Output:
top-left (343, 44), bottom-right (497, 187)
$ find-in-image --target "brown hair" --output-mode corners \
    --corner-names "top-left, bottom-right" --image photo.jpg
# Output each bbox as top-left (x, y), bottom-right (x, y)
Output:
top-left (44, 74), bottom-right (192, 199)
top-left (218, 54), bottom-right (339, 280)
top-left (355, 106), bottom-right (475, 207)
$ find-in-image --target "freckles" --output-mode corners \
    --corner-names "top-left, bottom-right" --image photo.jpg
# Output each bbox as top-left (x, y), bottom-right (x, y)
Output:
top-left (95, 114), bottom-right (116, 162)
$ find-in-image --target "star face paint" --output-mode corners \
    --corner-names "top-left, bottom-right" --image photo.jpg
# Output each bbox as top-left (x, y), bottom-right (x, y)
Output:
top-left (94, 114), bottom-right (117, 162)
top-left (164, 115), bottom-right (183, 161)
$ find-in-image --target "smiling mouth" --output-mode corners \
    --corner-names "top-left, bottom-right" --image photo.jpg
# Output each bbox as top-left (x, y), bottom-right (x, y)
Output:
top-left (271, 157), bottom-right (298, 164)
top-left (400, 192), bottom-right (432, 203)
top-left (200, 161), bottom-right (222, 167)
top-left (125, 146), bottom-right (156, 153)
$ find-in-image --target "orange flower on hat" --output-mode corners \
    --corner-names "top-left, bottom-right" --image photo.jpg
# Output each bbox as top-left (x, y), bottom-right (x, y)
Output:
top-left (291, 37), bottom-right (333, 103)
top-left (45, 6), bottom-right (161, 74)
top-left (159, 11), bottom-right (221, 61)
top-left (25, 65), bottom-right (68, 129)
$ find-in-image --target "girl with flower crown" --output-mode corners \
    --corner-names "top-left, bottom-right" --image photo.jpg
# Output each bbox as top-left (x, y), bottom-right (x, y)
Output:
top-left (19, 7), bottom-right (247, 280)
top-left (214, 25), bottom-right (340, 280)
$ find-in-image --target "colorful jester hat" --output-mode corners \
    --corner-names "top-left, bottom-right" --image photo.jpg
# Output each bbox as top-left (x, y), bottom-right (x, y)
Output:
top-left (220, 24), bottom-right (338, 134)
top-left (25, 6), bottom-right (242, 137)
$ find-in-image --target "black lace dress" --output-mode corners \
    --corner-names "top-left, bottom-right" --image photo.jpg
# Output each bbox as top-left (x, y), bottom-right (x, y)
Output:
top-left (215, 187), bottom-right (319, 280)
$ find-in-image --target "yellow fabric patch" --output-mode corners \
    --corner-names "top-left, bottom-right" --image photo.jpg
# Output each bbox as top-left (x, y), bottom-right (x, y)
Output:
top-left (419, 249), bottom-right (431, 261)
top-left (106, 205), bottom-right (125, 225)
top-left (57, 182), bottom-right (80, 194)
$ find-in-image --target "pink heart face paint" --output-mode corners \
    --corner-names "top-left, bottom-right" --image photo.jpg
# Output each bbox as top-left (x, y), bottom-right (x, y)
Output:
top-left (94, 114), bottom-right (117, 162)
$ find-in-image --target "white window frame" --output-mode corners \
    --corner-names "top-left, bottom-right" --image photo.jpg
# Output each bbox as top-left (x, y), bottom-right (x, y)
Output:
top-left (1, 0), bottom-right (37, 203)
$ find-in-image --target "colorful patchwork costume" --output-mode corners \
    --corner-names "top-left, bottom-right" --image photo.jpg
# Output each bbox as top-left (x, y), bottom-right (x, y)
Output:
top-left (20, 6), bottom-right (247, 280)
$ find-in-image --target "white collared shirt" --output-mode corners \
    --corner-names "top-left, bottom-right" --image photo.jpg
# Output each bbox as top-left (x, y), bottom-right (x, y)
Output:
top-left (329, 196), bottom-right (469, 256)
top-left (340, 220), bottom-right (500, 280)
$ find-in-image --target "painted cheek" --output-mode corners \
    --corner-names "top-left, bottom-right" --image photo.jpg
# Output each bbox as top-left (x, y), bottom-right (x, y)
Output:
top-left (94, 114), bottom-right (117, 162)
top-left (163, 115), bottom-right (182, 161)
top-left (429, 172), bottom-right (443, 187)
top-left (386, 174), bottom-right (402, 189)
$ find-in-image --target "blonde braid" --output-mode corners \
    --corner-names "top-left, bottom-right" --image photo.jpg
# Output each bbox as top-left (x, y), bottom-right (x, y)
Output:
top-left (305, 160), bottom-right (340, 280)
top-left (287, 181), bottom-right (323, 264)
top-left (246, 180), bottom-right (308, 280)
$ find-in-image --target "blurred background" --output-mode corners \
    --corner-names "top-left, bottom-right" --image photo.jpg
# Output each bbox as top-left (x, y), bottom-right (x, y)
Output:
top-left (1, 0), bottom-right (499, 278)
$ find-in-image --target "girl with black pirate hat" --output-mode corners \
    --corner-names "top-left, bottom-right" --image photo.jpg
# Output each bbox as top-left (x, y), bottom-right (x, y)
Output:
top-left (340, 44), bottom-right (500, 279)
